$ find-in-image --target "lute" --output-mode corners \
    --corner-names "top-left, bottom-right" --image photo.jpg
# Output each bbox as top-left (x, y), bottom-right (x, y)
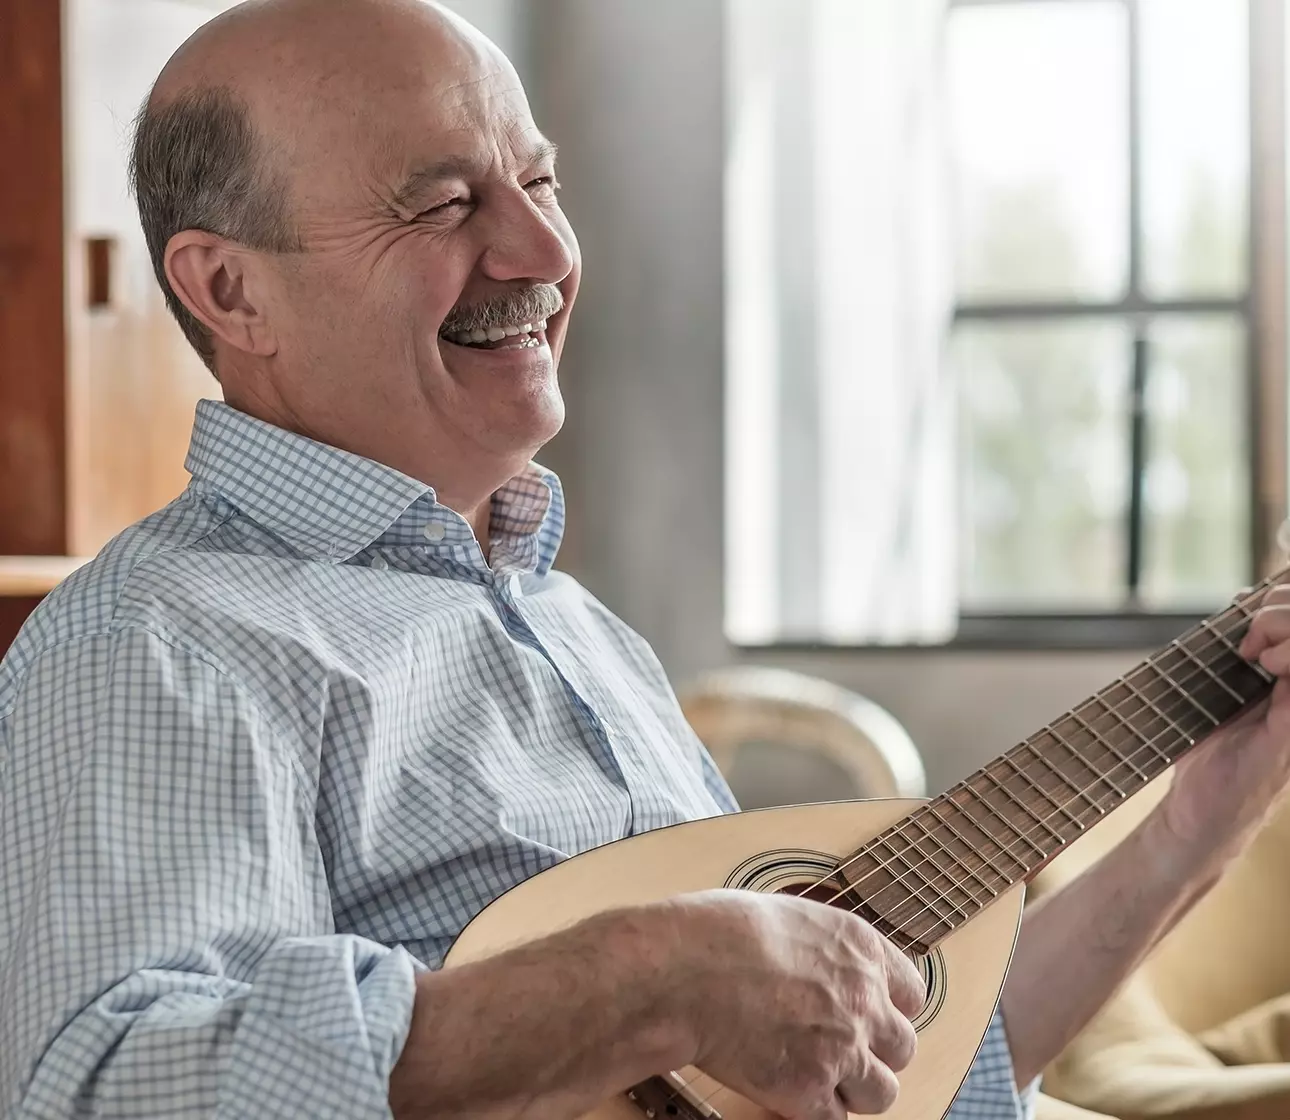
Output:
top-left (445, 570), bottom-right (1288, 1119)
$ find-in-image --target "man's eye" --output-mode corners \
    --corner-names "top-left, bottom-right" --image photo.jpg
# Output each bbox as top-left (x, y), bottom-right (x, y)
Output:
top-left (420, 197), bottom-right (470, 217)
top-left (525, 176), bottom-right (559, 193)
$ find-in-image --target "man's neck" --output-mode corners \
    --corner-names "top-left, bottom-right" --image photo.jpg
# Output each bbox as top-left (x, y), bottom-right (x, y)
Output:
top-left (434, 491), bottom-right (492, 560)
top-left (218, 377), bottom-right (529, 563)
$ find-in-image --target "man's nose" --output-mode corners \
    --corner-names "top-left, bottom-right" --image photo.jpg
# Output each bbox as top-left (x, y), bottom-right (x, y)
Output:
top-left (478, 193), bottom-right (574, 285)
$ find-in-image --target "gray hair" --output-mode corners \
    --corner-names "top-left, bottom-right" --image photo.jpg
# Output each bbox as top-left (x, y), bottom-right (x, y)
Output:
top-left (129, 86), bottom-right (301, 373)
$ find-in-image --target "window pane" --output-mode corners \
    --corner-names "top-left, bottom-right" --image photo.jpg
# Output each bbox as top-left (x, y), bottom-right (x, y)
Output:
top-left (956, 320), bottom-right (1131, 610)
top-left (948, 3), bottom-right (1129, 303)
top-left (1140, 0), bottom-right (1249, 299)
top-left (1140, 317), bottom-right (1249, 608)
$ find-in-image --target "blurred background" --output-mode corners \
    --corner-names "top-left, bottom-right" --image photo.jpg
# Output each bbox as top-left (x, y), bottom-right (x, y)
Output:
top-left (1, 0), bottom-right (1286, 796)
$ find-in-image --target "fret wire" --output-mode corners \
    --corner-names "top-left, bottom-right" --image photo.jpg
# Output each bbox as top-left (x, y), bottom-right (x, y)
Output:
top-left (923, 801), bottom-right (1018, 886)
top-left (895, 833), bottom-right (1006, 946)
top-left (1012, 745), bottom-right (1087, 828)
top-left (1037, 724), bottom-right (1117, 810)
top-left (906, 809), bottom-right (1003, 898)
top-left (1068, 704), bottom-right (1152, 785)
top-left (1062, 701), bottom-right (1135, 789)
top-left (1113, 675), bottom-right (1191, 756)
top-left (867, 836), bottom-right (971, 923)
top-left (1200, 615), bottom-right (1275, 684)
top-left (1143, 655), bottom-right (1224, 726)
top-left (860, 842), bottom-right (962, 934)
top-left (945, 784), bottom-right (1032, 879)
top-left (1167, 638), bottom-right (1245, 705)
top-left (977, 769), bottom-right (1059, 858)
top-left (882, 848), bottom-right (984, 948)
top-left (992, 758), bottom-right (1072, 843)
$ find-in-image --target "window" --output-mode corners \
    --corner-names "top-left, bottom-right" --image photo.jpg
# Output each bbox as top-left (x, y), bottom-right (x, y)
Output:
top-left (725, 0), bottom-right (1282, 648)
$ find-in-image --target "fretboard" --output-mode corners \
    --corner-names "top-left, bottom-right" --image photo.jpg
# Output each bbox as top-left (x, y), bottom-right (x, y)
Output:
top-left (836, 574), bottom-right (1285, 956)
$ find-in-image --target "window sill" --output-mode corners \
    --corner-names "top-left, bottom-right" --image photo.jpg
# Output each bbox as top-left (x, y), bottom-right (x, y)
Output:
top-left (0, 556), bottom-right (91, 597)
top-left (739, 612), bottom-right (1213, 654)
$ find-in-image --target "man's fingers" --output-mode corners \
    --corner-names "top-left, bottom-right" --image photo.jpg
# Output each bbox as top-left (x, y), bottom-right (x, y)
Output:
top-left (867, 1002), bottom-right (918, 1073)
top-left (883, 943), bottom-right (927, 1020)
top-left (838, 1059), bottom-right (900, 1115)
top-left (1258, 639), bottom-right (1290, 677)
top-left (1240, 603), bottom-right (1290, 660)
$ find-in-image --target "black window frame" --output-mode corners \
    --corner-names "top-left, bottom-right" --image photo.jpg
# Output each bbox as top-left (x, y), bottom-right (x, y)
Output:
top-left (948, 0), bottom-right (1270, 648)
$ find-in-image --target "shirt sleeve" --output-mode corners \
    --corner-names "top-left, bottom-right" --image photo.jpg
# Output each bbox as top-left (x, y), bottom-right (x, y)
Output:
top-left (945, 1008), bottom-right (1039, 1120)
top-left (0, 626), bottom-right (419, 1119)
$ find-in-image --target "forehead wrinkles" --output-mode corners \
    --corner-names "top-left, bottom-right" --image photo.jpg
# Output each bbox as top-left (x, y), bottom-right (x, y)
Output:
top-left (422, 72), bottom-right (537, 160)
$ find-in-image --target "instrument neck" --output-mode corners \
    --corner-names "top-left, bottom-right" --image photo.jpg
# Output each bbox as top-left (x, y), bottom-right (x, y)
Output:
top-left (838, 581), bottom-right (1280, 955)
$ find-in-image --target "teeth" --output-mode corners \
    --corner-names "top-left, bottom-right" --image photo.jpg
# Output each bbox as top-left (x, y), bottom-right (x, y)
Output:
top-left (441, 319), bottom-right (550, 347)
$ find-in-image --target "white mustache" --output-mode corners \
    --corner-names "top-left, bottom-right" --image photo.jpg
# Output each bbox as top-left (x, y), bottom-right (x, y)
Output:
top-left (440, 286), bottom-right (564, 335)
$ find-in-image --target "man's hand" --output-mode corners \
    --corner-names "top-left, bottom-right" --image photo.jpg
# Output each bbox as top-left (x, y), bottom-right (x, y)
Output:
top-left (669, 890), bottom-right (926, 1120)
top-left (1159, 583), bottom-right (1290, 859)
top-left (392, 889), bottom-right (925, 1120)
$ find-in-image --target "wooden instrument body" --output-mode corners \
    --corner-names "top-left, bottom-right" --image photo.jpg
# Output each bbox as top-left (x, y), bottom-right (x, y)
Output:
top-left (445, 798), bottom-right (1026, 1120)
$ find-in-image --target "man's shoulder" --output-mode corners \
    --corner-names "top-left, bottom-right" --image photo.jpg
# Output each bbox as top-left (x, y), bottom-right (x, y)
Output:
top-left (0, 488), bottom-right (234, 708)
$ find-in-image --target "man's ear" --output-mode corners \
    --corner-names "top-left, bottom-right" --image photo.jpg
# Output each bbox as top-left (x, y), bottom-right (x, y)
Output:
top-left (164, 231), bottom-right (278, 358)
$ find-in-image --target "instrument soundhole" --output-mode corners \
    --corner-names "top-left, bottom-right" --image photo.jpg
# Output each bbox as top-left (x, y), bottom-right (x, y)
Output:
top-left (725, 848), bottom-right (948, 1032)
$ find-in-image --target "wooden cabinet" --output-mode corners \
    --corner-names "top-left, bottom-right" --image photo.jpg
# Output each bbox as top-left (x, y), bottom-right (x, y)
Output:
top-left (1, 0), bottom-right (236, 652)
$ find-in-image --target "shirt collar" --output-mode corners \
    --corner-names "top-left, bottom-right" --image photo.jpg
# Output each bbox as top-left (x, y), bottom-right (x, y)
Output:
top-left (184, 399), bottom-right (565, 573)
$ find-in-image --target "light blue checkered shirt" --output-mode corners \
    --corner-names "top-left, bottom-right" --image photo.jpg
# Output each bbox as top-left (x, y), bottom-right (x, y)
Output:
top-left (0, 400), bottom-right (1033, 1118)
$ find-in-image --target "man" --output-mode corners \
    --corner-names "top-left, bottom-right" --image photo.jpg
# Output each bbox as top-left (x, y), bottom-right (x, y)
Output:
top-left (3, 2), bottom-right (1290, 1117)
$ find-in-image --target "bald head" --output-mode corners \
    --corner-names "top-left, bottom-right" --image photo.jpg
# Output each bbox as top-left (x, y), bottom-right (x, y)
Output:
top-left (150, 0), bottom-right (507, 143)
top-left (131, 0), bottom-right (512, 370)
top-left (133, 0), bottom-right (577, 508)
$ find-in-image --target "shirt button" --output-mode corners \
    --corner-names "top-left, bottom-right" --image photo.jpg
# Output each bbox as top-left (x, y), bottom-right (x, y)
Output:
top-left (422, 521), bottom-right (447, 542)
top-left (371, 555), bottom-right (389, 571)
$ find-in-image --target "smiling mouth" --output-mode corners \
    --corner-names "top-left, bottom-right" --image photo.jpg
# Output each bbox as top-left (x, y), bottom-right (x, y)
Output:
top-left (440, 318), bottom-right (550, 351)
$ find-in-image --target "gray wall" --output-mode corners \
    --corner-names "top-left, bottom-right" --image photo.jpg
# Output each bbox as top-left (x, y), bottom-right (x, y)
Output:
top-left (442, 0), bottom-right (1143, 793)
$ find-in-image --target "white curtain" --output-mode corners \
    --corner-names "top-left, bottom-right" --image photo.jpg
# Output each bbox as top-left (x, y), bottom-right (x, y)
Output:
top-left (726, 0), bottom-right (957, 645)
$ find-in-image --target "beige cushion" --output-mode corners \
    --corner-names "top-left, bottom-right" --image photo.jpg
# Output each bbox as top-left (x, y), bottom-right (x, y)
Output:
top-left (1030, 777), bottom-right (1290, 1120)
top-left (1036, 1094), bottom-right (1118, 1120)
